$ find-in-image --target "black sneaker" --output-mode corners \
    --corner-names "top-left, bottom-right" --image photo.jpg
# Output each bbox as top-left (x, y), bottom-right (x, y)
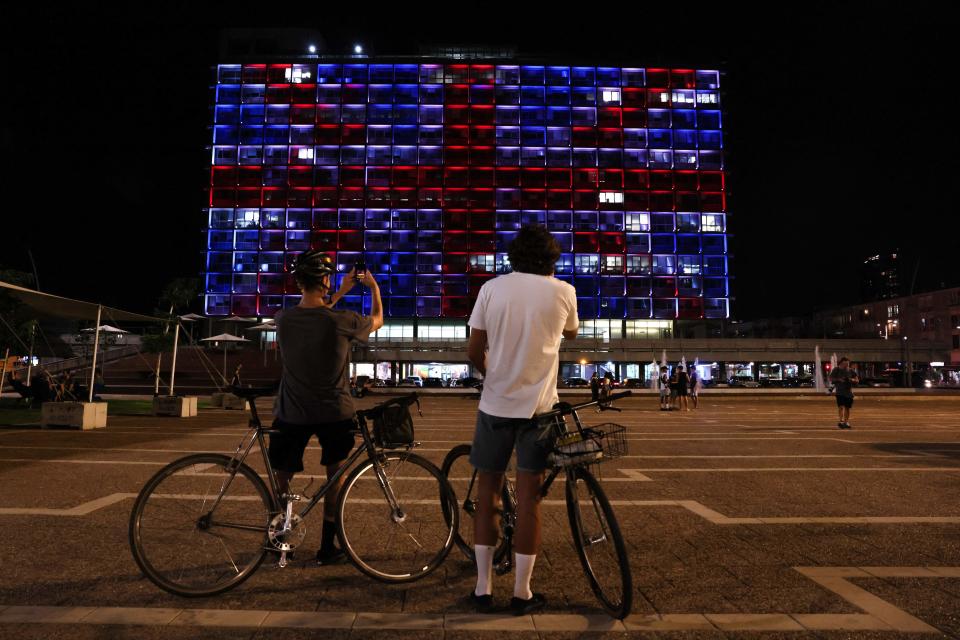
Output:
top-left (316, 546), bottom-right (348, 566)
top-left (510, 592), bottom-right (546, 616)
top-left (840, 422), bottom-right (852, 429)
top-left (468, 591), bottom-right (494, 613)
top-left (837, 422), bottom-right (845, 428)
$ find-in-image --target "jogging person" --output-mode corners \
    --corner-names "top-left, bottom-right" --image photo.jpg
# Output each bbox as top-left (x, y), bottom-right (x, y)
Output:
top-left (268, 251), bottom-right (383, 565)
top-left (466, 225), bottom-right (579, 615)
top-left (829, 357), bottom-right (859, 429)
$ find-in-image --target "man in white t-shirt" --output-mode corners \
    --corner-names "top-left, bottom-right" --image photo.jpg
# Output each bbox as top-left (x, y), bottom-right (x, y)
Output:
top-left (465, 225), bottom-right (579, 615)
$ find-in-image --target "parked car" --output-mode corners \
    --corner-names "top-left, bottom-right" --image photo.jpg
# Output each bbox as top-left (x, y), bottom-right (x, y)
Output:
top-left (730, 377), bottom-right (760, 388)
top-left (422, 377), bottom-right (447, 388)
top-left (398, 376), bottom-right (423, 387)
top-left (759, 379), bottom-right (784, 388)
top-left (623, 378), bottom-right (645, 389)
top-left (859, 377), bottom-right (892, 388)
top-left (564, 377), bottom-right (590, 388)
top-left (452, 376), bottom-right (483, 389)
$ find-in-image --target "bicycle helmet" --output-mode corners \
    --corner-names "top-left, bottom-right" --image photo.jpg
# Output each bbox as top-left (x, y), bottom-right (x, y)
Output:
top-left (292, 250), bottom-right (335, 290)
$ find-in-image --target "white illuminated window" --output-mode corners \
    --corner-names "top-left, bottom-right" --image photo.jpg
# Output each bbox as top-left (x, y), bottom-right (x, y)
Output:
top-left (285, 67), bottom-right (312, 83)
top-left (601, 89), bottom-right (621, 103)
top-left (660, 92), bottom-right (670, 103)
top-left (599, 191), bottom-right (624, 204)
top-left (672, 91), bottom-right (695, 104)
top-left (697, 92), bottom-right (719, 105)
top-left (298, 147), bottom-right (314, 160)
top-left (702, 214), bottom-right (723, 232)
top-left (625, 212), bottom-right (650, 231)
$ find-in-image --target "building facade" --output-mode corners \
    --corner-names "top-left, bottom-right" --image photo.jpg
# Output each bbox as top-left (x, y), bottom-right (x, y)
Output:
top-left (204, 59), bottom-right (730, 335)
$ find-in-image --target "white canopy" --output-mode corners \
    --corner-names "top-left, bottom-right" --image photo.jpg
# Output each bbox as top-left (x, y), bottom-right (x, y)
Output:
top-left (245, 323), bottom-right (277, 331)
top-left (179, 313), bottom-right (205, 322)
top-left (222, 316), bottom-right (256, 323)
top-left (81, 324), bottom-right (128, 334)
top-left (201, 333), bottom-right (250, 343)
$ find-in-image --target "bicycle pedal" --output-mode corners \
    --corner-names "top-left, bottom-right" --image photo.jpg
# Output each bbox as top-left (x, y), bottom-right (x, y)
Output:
top-left (495, 563), bottom-right (513, 576)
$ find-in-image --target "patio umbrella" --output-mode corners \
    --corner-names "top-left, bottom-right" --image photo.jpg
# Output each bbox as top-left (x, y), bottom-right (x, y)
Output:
top-left (200, 333), bottom-right (250, 385)
top-left (80, 325), bottom-right (128, 334)
top-left (179, 314), bottom-right (204, 321)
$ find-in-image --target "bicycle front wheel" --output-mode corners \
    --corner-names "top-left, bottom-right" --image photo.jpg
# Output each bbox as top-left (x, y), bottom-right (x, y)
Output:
top-left (440, 444), bottom-right (512, 563)
top-left (128, 453), bottom-right (274, 597)
top-left (565, 465), bottom-right (633, 619)
top-left (338, 452), bottom-right (457, 583)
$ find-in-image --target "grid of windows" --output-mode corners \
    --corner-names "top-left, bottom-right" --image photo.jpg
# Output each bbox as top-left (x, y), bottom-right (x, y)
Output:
top-left (205, 62), bottom-right (729, 319)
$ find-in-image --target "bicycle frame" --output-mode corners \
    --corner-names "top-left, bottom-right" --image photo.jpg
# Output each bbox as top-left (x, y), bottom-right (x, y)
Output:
top-left (215, 396), bottom-right (411, 524)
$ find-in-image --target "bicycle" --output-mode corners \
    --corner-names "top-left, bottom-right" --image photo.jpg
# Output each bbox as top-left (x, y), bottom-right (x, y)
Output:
top-left (129, 386), bottom-right (458, 597)
top-left (441, 388), bottom-right (633, 619)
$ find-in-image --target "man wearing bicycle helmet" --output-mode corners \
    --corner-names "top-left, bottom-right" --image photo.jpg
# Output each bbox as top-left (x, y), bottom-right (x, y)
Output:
top-left (269, 250), bottom-right (383, 565)
top-left (466, 225), bottom-right (579, 614)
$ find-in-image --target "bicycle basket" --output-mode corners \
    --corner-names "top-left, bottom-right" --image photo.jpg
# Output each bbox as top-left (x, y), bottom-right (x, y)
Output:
top-left (548, 423), bottom-right (627, 467)
top-left (371, 395), bottom-right (418, 449)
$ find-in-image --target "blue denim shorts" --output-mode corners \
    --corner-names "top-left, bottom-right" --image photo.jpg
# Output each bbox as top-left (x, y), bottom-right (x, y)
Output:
top-left (469, 410), bottom-right (551, 473)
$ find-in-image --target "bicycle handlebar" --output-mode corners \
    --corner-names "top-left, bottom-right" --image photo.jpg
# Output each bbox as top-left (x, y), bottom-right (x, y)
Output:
top-left (536, 389), bottom-right (632, 420)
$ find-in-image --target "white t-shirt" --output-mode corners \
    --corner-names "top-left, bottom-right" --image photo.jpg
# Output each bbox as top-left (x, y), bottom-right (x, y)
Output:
top-left (468, 272), bottom-right (579, 418)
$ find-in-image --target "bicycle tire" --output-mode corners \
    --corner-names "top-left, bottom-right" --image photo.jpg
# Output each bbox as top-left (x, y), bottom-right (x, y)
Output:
top-left (565, 465), bottom-right (633, 619)
top-left (440, 444), bottom-right (512, 563)
top-left (337, 451), bottom-right (457, 583)
top-left (128, 453), bottom-right (274, 597)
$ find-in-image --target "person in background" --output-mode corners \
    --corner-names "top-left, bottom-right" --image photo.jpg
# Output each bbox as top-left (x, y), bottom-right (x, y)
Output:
top-left (658, 366), bottom-right (671, 411)
top-left (589, 371), bottom-right (600, 402)
top-left (688, 368), bottom-right (700, 409)
top-left (674, 365), bottom-right (690, 412)
top-left (829, 357), bottom-right (859, 429)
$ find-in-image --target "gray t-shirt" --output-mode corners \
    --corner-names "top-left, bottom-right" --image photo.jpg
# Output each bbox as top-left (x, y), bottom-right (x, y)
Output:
top-left (273, 305), bottom-right (373, 424)
top-left (830, 368), bottom-right (857, 398)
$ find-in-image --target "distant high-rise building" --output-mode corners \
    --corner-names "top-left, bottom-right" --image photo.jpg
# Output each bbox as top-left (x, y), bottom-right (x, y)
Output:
top-left (861, 251), bottom-right (901, 301)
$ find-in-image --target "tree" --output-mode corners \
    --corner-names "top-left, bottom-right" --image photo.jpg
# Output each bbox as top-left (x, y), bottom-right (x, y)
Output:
top-left (158, 277), bottom-right (202, 318)
top-left (0, 268), bottom-right (37, 354)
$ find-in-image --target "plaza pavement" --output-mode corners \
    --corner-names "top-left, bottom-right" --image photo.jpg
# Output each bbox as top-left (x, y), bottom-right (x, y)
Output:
top-left (0, 394), bottom-right (958, 638)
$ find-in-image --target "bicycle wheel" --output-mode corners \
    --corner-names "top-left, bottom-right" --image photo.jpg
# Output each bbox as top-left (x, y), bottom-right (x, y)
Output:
top-left (129, 453), bottom-right (274, 597)
top-left (338, 452), bottom-right (457, 583)
top-left (565, 465), bottom-right (633, 619)
top-left (440, 444), bottom-right (512, 563)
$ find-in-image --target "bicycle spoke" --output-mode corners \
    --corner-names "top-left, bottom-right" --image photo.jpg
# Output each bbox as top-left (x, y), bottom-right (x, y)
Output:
top-left (130, 454), bottom-right (270, 597)
top-left (339, 453), bottom-right (454, 582)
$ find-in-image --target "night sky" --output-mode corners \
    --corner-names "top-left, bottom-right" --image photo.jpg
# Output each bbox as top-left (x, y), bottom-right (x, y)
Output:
top-left (3, 2), bottom-right (954, 319)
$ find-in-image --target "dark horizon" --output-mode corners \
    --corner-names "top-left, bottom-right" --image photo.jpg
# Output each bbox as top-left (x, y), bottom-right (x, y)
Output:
top-left (3, 2), bottom-right (956, 319)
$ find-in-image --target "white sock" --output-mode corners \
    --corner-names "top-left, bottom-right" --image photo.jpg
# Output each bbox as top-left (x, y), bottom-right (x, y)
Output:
top-left (474, 544), bottom-right (495, 596)
top-left (513, 552), bottom-right (536, 600)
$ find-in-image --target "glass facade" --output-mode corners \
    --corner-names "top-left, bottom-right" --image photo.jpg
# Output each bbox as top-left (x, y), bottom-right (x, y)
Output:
top-left (205, 62), bottom-right (729, 319)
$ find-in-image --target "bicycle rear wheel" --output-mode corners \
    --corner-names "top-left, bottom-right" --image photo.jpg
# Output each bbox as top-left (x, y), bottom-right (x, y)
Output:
top-left (128, 453), bottom-right (274, 597)
top-left (440, 444), bottom-right (512, 563)
top-left (565, 465), bottom-right (633, 619)
top-left (338, 452), bottom-right (457, 583)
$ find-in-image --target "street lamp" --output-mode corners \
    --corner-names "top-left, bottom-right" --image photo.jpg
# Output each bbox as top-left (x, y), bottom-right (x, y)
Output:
top-left (308, 44), bottom-right (317, 54)
top-left (354, 44), bottom-right (363, 54)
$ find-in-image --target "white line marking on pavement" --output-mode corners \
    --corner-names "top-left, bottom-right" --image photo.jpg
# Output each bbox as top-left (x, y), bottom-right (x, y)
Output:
top-left (618, 469), bottom-right (654, 481)
top-left (0, 566), bottom-right (951, 632)
top-left (5, 493), bottom-right (958, 525)
top-left (794, 567), bottom-right (941, 634)
top-left (618, 466), bottom-right (960, 473)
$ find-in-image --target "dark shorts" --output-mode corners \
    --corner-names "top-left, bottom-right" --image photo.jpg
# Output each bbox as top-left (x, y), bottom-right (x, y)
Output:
top-left (268, 418), bottom-right (356, 473)
top-left (469, 411), bottom-right (551, 474)
top-left (835, 395), bottom-right (854, 409)
top-left (676, 387), bottom-right (688, 397)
